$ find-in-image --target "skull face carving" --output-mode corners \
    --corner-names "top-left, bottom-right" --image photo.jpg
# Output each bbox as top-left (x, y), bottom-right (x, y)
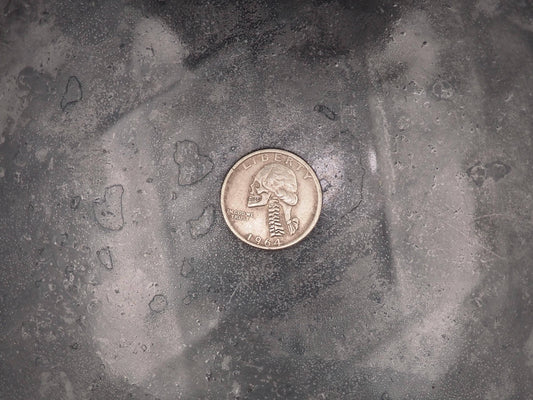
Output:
top-left (247, 163), bottom-right (300, 236)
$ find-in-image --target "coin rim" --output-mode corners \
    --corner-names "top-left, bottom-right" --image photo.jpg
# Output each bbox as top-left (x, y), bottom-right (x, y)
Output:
top-left (221, 148), bottom-right (322, 250)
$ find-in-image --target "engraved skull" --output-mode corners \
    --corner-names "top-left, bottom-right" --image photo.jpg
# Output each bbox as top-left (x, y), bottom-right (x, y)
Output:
top-left (247, 163), bottom-right (300, 236)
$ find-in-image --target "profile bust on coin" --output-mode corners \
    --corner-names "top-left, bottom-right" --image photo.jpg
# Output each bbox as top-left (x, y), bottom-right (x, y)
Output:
top-left (221, 149), bottom-right (322, 249)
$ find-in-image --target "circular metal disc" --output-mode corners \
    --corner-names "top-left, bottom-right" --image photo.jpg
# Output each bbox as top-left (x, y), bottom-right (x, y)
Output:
top-left (221, 149), bottom-right (322, 250)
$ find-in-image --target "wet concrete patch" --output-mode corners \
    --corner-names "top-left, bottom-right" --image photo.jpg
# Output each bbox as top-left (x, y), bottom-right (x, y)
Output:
top-left (173, 140), bottom-right (213, 185)
top-left (94, 185), bottom-right (124, 231)
top-left (188, 204), bottom-right (215, 239)
top-left (60, 76), bottom-right (82, 111)
top-left (96, 247), bottom-right (113, 270)
top-left (149, 294), bottom-right (168, 313)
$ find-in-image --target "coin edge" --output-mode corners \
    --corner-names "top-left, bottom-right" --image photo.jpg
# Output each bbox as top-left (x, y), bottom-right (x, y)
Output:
top-left (220, 148), bottom-right (323, 250)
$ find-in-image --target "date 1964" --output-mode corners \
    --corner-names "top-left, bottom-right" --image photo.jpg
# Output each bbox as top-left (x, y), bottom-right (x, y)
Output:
top-left (246, 233), bottom-right (282, 247)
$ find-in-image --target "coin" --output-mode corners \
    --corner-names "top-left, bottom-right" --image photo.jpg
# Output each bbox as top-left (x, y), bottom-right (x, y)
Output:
top-left (221, 149), bottom-right (322, 250)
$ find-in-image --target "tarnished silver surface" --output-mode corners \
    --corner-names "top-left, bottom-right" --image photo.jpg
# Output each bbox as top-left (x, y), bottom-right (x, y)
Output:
top-left (222, 149), bottom-right (321, 249)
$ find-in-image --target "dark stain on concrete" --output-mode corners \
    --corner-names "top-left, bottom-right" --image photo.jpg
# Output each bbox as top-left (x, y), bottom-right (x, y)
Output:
top-left (467, 160), bottom-right (511, 186)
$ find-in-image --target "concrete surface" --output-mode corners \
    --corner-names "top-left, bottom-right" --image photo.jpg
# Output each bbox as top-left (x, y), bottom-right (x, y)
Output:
top-left (1, 0), bottom-right (532, 399)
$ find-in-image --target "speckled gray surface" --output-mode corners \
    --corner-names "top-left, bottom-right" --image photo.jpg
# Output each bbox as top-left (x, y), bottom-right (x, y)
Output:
top-left (1, 1), bottom-right (533, 399)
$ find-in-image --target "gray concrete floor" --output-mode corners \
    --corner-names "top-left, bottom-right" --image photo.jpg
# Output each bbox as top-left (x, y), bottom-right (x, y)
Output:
top-left (1, 0), bottom-right (532, 399)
